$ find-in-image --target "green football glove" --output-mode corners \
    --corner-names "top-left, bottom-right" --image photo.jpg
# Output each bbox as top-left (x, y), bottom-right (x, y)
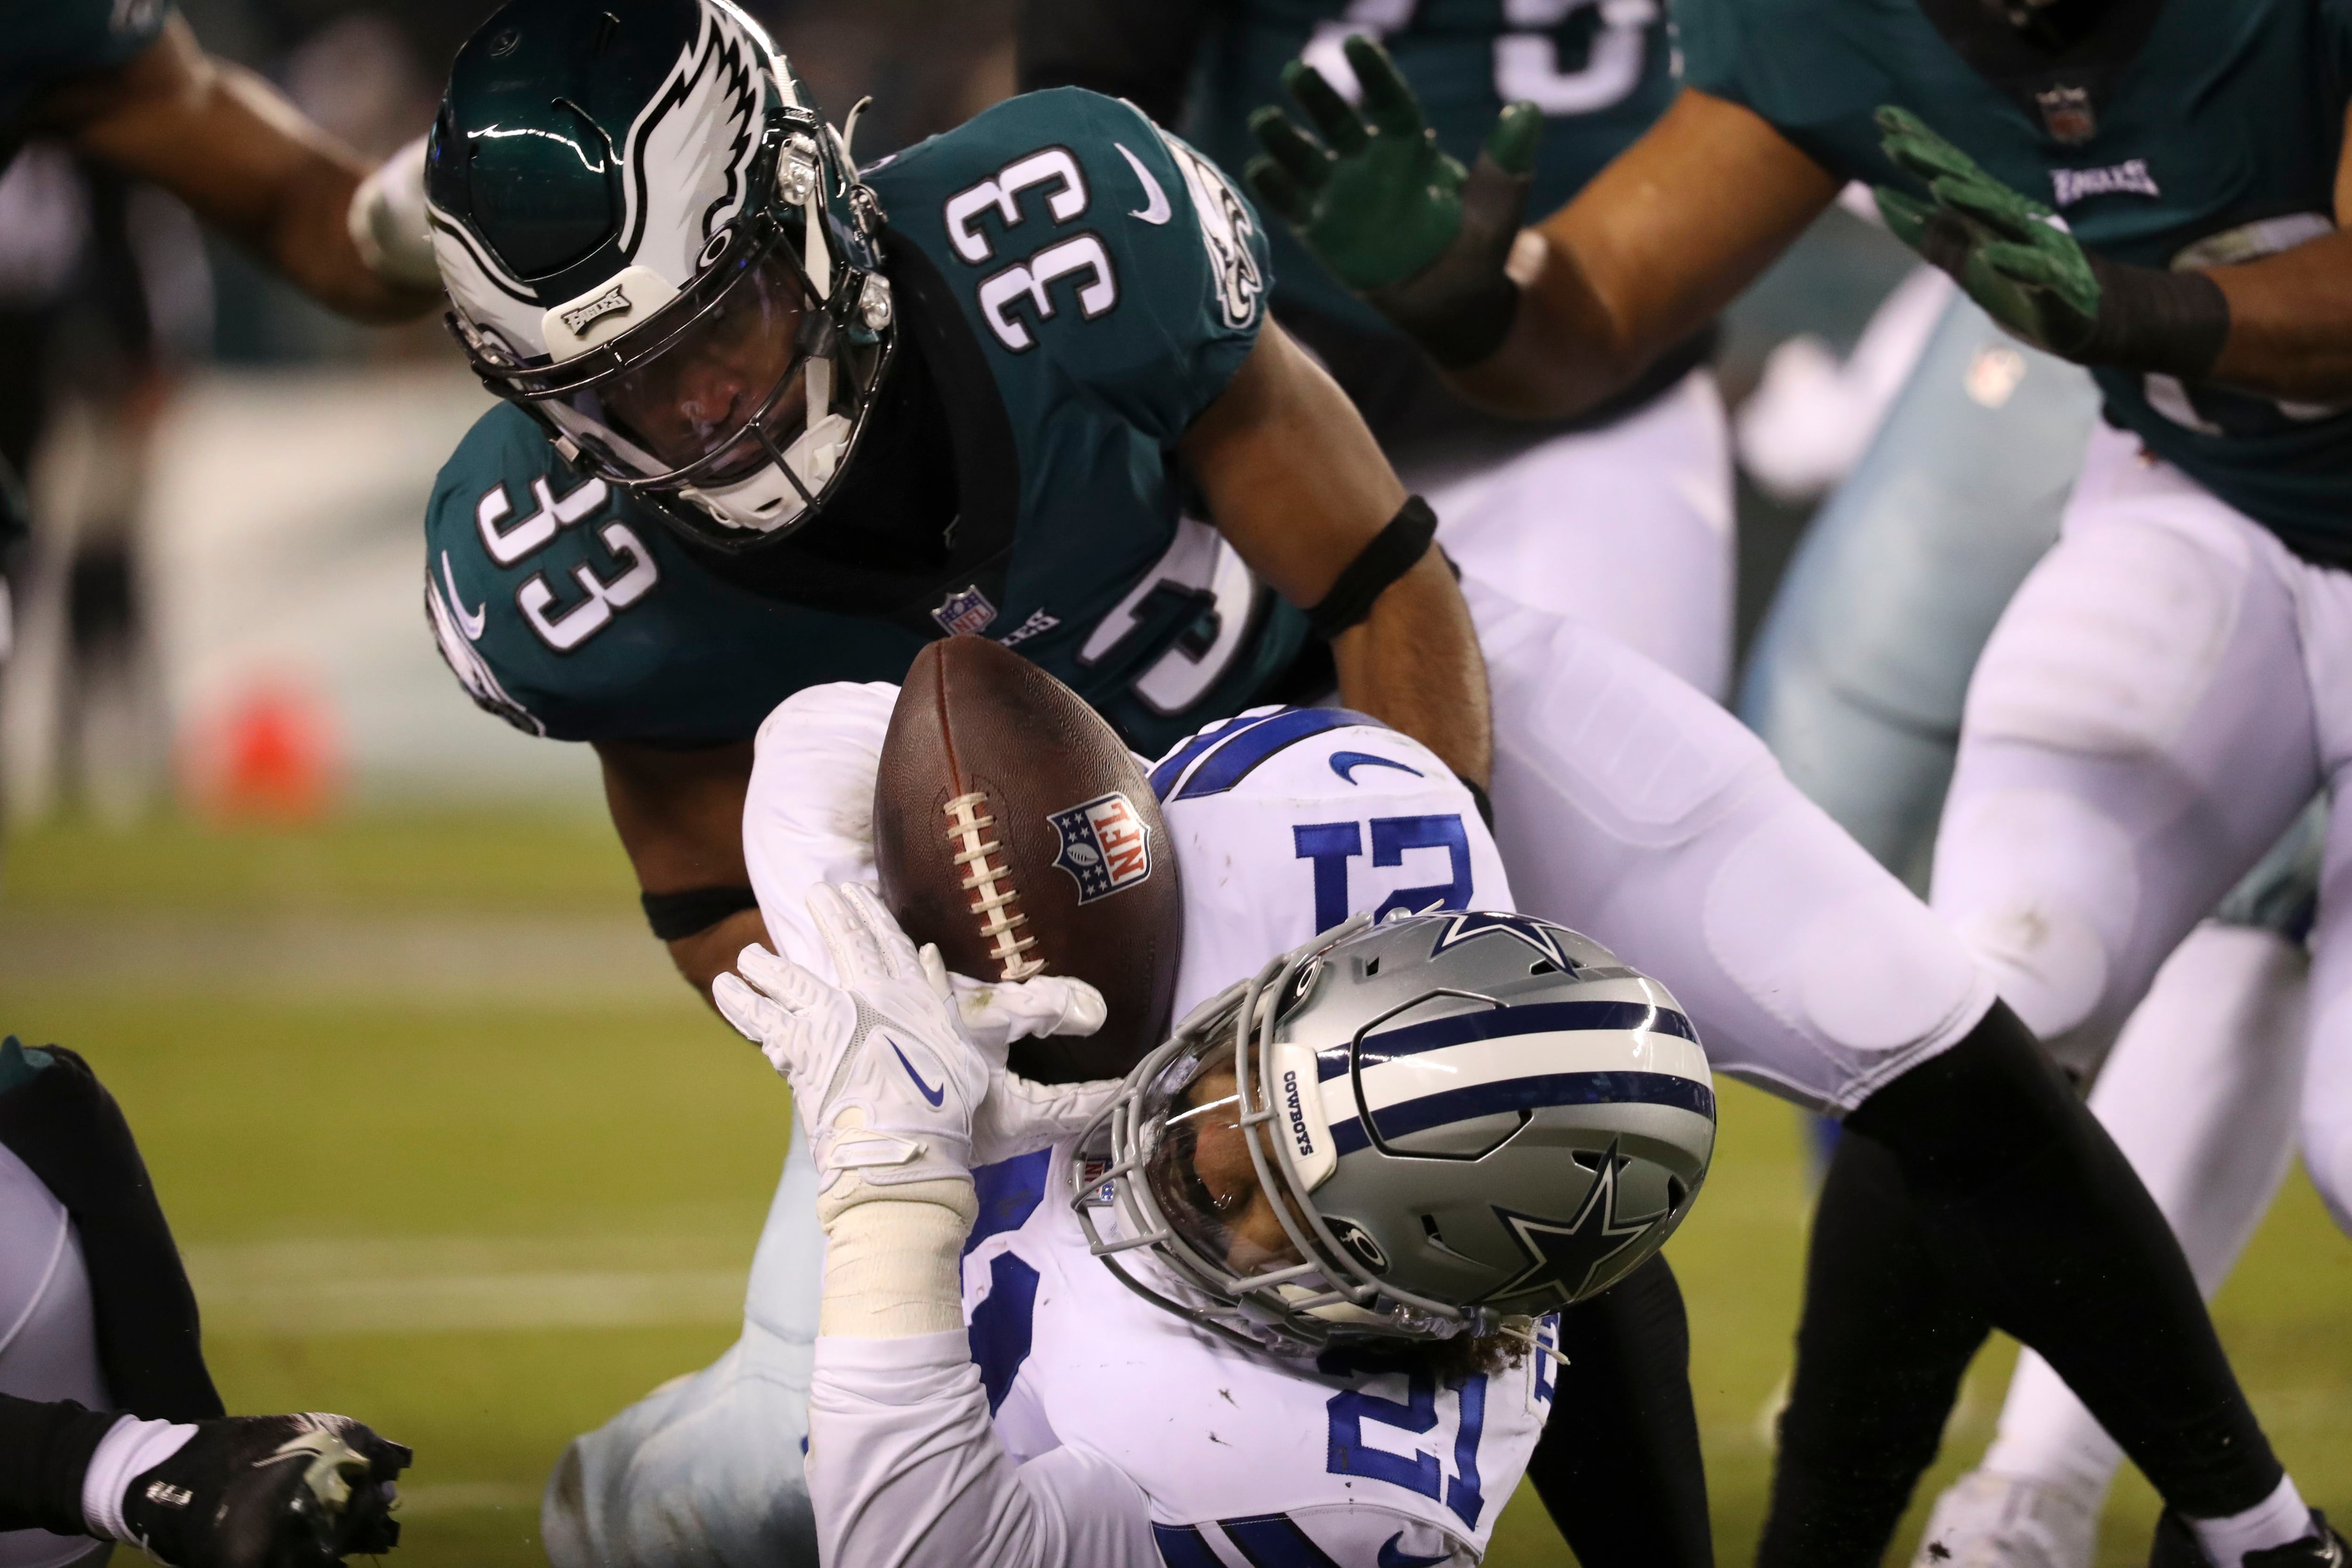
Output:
top-left (1245, 35), bottom-right (1542, 367)
top-left (1872, 104), bottom-right (2227, 376)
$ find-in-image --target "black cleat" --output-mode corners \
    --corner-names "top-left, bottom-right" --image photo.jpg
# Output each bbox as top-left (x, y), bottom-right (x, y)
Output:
top-left (2151, 1510), bottom-right (2349, 1568)
top-left (118, 1413), bottom-right (412, 1568)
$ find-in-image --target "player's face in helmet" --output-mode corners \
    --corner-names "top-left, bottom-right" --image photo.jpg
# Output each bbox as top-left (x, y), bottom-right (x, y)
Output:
top-left (1149, 1056), bottom-right (1303, 1277)
top-left (545, 248), bottom-right (822, 487)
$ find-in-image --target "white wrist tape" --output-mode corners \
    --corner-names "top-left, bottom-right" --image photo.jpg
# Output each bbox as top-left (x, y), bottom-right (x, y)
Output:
top-left (81, 1414), bottom-right (197, 1543)
top-left (816, 1173), bottom-right (977, 1339)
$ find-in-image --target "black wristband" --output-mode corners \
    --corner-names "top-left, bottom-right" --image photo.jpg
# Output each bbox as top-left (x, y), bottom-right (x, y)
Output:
top-left (1305, 497), bottom-right (1439, 641)
top-left (1458, 774), bottom-right (1495, 831)
top-left (0, 1393), bottom-right (117, 1536)
top-left (642, 885), bottom-right (761, 942)
top-left (2080, 253), bottom-right (2230, 379)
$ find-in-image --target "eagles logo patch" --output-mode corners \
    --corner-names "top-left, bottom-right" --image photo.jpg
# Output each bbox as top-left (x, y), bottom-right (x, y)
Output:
top-left (1156, 131), bottom-right (1264, 330)
top-left (1048, 791), bottom-right (1152, 902)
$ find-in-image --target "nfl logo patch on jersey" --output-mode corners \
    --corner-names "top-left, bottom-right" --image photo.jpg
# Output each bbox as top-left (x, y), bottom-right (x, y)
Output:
top-left (2034, 84), bottom-right (2096, 145)
top-left (1048, 791), bottom-right (1152, 902)
top-left (931, 584), bottom-right (998, 637)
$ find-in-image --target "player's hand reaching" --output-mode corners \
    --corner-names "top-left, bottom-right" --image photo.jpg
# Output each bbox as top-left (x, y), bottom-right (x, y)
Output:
top-left (1246, 35), bottom-right (1542, 367)
top-left (716, 883), bottom-right (1122, 1184)
top-left (716, 882), bottom-right (991, 1191)
top-left (1873, 105), bottom-right (2227, 376)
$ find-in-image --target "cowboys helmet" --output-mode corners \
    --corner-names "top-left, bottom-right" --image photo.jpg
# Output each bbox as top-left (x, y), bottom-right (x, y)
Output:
top-left (1073, 909), bottom-right (1716, 1351)
top-left (426, 0), bottom-right (893, 549)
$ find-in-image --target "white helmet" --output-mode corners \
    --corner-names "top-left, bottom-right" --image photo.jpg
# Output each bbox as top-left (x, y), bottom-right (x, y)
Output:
top-left (426, 0), bottom-right (895, 549)
top-left (1073, 910), bottom-right (1717, 1351)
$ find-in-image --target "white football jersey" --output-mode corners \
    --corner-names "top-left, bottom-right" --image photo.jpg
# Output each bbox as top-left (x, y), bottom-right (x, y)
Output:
top-left (746, 686), bottom-right (1550, 1566)
top-left (1150, 705), bottom-right (1514, 1018)
top-left (959, 1144), bottom-right (1556, 1568)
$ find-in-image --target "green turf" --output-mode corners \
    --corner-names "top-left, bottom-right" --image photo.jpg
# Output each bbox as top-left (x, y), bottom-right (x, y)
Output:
top-left (4, 813), bottom-right (2346, 1566)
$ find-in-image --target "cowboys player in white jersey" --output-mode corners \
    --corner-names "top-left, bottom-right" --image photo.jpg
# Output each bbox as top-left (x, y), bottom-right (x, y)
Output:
top-left (547, 681), bottom-right (1711, 1566)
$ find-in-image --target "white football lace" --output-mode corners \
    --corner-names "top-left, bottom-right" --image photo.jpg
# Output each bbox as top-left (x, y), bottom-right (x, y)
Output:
top-left (944, 791), bottom-right (1043, 980)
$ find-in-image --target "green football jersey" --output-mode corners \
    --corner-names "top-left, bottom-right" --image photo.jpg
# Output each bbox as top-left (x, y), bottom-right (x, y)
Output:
top-left (1683, 0), bottom-right (2352, 562)
top-left (1187, 0), bottom-right (1678, 338)
top-left (0, 0), bottom-right (171, 134)
top-left (425, 88), bottom-right (1310, 757)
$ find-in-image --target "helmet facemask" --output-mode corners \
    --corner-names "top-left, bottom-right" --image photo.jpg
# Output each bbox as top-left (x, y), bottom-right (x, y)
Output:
top-left (1074, 914), bottom-right (1493, 1355)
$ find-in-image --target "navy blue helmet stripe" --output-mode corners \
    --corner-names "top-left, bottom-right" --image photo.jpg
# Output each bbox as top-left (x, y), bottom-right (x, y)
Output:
top-left (1328, 1069), bottom-right (1715, 1156)
top-left (1168, 708), bottom-right (1386, 802)
top-left (1221, 1513), bottom-right (1344, 1568)
top-left (1152, 1523), bottom-right (1224, 1568)
top-left (1148, 710), bottom-right (1284, 801)
top-left (1319, 999), bottom-right (1699, 1082)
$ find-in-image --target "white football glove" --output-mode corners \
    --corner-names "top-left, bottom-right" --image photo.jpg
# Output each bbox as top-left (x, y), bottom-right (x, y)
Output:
top-left (716, 882), bottom-right (988, 1191)
top-left (346, 134), bottom-right (441, 292)
top-left (926, 949), bottom-right (1125, 1165)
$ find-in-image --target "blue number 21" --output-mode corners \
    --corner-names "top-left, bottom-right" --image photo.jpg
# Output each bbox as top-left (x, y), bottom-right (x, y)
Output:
top-left (1321, 1354), bottom-right (1489, 1528)
top-left (1293, 814), bottom-right (1471, 934)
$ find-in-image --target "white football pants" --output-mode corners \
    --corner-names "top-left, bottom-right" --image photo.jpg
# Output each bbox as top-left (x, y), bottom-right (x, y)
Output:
top-left (0, 1145), bottom-right (111, 1568)
top-left (1931, 421), bottom-right (2352, 1219)
top-left (1409, 368), bottom-right (1737, 701)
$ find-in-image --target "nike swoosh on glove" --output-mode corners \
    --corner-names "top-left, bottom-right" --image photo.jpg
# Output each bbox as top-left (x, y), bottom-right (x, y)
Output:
top-left (715, 882), bottom-right (991, 1191)
top-left (927, 948), bottom-right (1124, 1164)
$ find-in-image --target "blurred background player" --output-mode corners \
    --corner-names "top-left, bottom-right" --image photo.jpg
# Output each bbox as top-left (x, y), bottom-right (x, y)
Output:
top-left (1236, 0), bottom-right (2352, 1549)
top-left (1017, 0), bottom-right (1735, 700)
top-left (0, 0), bottom-right (443, 830)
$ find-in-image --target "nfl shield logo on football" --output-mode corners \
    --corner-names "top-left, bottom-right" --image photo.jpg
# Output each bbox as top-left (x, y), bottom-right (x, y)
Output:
top-left (931, 584), bottom-right (998, 637)
top-left (2035, 84), bottom-right (2096, 145)
top-left (1048, 791), bottom-right (1152, 903)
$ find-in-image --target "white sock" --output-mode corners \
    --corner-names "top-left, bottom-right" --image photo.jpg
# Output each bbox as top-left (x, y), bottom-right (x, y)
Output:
top-left (2191, 1476), bottom-right (2314, 1568)
top-left (80, 1414), bottom-right (199, 1544)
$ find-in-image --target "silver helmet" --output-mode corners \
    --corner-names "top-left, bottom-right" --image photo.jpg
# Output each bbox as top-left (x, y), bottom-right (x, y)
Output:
top-left (1072, 909), bottom-right (1716, 1351)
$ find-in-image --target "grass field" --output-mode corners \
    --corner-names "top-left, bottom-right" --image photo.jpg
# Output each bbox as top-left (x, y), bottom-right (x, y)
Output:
top-left (3, 812), bottom-right (2345, 1566)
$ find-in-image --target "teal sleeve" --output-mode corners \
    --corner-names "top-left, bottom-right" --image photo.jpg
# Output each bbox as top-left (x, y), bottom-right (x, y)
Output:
top-left (422, 405), bottom-right (922, 746)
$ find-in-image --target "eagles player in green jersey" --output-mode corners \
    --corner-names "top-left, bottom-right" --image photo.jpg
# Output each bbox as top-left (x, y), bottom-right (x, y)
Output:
top-left (1244, 2), bottom-right (2352, 1565)
top-left (1019, 0), bottom-right (1737, 702)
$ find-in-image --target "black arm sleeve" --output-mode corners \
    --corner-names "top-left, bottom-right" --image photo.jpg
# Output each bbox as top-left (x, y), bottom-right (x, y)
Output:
top-left (1014, 0), bottom-right (1226, 127)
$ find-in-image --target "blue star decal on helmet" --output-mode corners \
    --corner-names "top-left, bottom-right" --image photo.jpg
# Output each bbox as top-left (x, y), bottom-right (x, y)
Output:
top-left (1487, 1142), bottom-right (1665, 1306)
top-left (1427, 911), bottom-right (1578, 971)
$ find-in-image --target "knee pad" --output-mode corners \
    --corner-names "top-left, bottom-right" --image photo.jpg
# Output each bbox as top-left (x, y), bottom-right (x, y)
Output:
top-left (1934, 788), bottom-right (2136, 1047)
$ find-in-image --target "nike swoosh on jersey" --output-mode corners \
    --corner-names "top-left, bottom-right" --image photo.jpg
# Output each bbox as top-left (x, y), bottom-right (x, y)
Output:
top-left (1116, 142), bottom-right (1172, 224)
top-left (441, 549), bottom-right (486, 641)
top-left (1331, 750), bottom-right (1425, 785)
top-left (1378, 1533), bottom-right (1451, 1568)
top-left (890, 1040), bottom-right (947, 1107)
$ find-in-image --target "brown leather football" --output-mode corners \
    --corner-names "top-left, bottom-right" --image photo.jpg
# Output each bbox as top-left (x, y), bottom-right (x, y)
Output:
top-left (874, 636), bottom-right (1183, 1082)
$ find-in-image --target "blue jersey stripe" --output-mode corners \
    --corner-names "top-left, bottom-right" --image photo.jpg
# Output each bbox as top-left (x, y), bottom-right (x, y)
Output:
top-left (1321, 999), bottom-right (1698, 1081)
top-left (1147, 710), bottom-right (1284, 801)
top-left (964, 1149), bottom-right (1050, 1257)
top-left (967, 1252), bottom-right (1040, 1416)
top-left (1152, 1523), bottom-right (1224, 1568)
top-left (1168, 708), bottom-right (1386, 802)
top-left (1222, 1513), bottom-right (1344, 1568)
top-left (1370, 1070), bottom-right (1716, 1145)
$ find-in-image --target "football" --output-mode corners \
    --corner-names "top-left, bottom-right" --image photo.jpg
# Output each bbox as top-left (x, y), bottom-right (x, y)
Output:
top-left (873, 636), bottom-right (1184, 1082)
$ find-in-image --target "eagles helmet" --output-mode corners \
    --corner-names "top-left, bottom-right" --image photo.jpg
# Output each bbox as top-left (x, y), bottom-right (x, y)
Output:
top-left (1073, 910), bottom-right (1717, 1351)
top-left (426, 0), bottom-right (894, 549)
